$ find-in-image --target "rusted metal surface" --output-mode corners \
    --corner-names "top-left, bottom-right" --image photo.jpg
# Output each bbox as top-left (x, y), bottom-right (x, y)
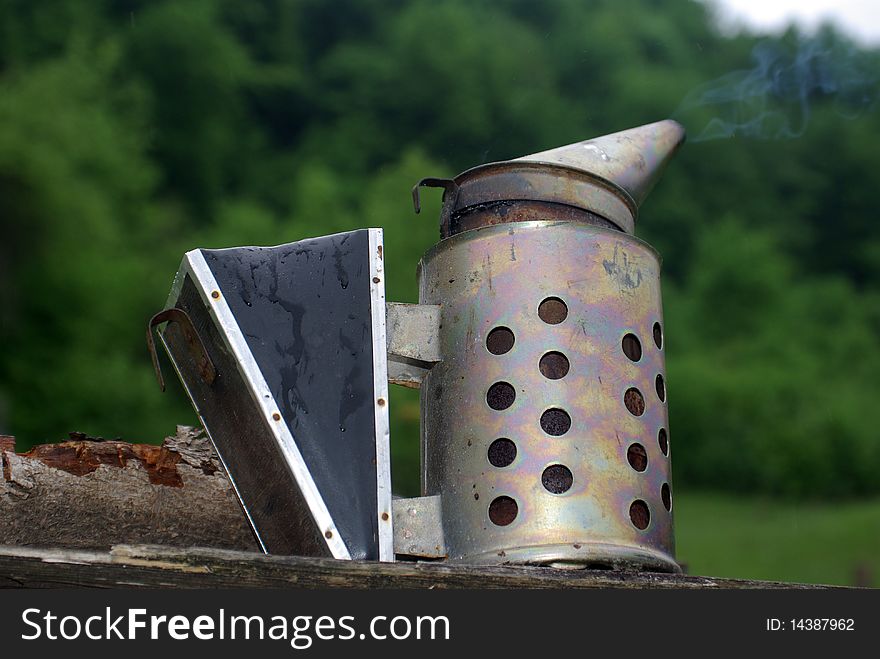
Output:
top-left (417, 221), bottom-right (675, 571)
top-left (146, 308), bottom-right (216, 392)
top-left (449, 200), bottom-right (616, 236)
top-left (416, 120), bottom-right (685, 239)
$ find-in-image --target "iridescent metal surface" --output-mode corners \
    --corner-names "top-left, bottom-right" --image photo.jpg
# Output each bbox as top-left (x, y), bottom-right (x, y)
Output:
top-left (418, 220), bottom-right (676, 571)
top-left (515, 119), bottom-right (686, 208)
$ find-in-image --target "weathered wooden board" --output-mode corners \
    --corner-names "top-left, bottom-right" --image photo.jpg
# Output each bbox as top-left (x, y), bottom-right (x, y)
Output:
top-left (0, 544), bottom-right (833, 589)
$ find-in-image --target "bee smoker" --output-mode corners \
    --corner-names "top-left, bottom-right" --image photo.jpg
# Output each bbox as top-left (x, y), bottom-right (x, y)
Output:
top-left (149, 120), bottom-right (684, 572)
top-left (411, 119), bottom-right (684, 570)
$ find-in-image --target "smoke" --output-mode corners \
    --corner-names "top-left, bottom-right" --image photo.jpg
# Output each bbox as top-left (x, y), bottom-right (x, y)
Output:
top-left (674, 34), bottom-right (879, 141)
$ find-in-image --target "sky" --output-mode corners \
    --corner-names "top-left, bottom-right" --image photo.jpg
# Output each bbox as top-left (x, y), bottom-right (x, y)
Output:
top-left (713, 0), bottom-right (880, 46)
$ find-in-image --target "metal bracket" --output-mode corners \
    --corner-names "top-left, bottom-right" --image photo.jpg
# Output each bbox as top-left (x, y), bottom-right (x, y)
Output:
top-left (386, 302), bottom-right (441, 388)
top-left (393, 495), bottom-right (446, 559)
top-left (147, 308), bottom-right (217, 392)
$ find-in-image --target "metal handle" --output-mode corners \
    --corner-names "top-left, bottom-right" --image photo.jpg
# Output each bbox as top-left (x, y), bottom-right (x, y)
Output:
top-left (411, 177), bottom-right (459, 214)
top-left (146, 308), bottom-right (217, 392)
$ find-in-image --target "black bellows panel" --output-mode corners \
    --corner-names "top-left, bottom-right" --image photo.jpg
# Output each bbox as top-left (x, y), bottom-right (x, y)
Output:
top-left (159, 229), bottom-right (388, 561)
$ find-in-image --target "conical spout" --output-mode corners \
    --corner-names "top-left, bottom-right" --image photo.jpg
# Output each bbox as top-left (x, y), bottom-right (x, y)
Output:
top-left (515, 119), bottom-right (686, 207)
top-left (413, 119), bottom-right (685, 238)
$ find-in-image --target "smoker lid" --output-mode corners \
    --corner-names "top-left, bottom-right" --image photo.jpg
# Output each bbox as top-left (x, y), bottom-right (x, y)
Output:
top-left (413, 119), bottom-right (685, 238)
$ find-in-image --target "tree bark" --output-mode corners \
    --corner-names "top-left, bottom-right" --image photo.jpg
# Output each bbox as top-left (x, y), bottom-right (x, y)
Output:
top-left (0, 427), bottom-right (257, 551)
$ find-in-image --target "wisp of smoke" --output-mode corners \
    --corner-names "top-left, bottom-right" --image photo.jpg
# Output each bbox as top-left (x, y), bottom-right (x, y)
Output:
top-left (674, 34), bottom-right (879, 142)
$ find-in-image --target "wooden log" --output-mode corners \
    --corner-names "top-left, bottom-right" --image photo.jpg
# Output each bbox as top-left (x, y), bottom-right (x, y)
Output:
top-left (0, 427), bottom-right (257, 551)
top-left (0, 544), bottom-right (834, 589)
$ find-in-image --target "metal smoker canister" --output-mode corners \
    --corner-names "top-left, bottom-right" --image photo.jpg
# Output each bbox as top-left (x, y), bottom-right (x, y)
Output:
top-left (414, 120), bottom-right (685, 570)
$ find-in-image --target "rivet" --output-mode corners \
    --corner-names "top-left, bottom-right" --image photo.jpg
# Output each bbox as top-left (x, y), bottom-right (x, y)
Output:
top-left (381, 512), bottom-right (389, 521)
top-left (211, 290), bottom-right (220, 299)
top-left (325, 530), bottom-right (333, 539)
top-left (272, 412), bottom-right (281, 421)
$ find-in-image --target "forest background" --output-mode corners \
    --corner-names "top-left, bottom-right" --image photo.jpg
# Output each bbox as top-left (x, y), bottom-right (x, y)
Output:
top-left (2, 0), bottom-right (879, 585)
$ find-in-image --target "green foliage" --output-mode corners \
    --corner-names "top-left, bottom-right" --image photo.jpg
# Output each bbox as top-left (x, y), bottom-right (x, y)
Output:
top-left (0, 42), bottom-right (195, 443)
top-left (126, 1), bottom-right (259, 217)
top-left (666, 219), bottom-right (880, 496)
top-left (0, 0), bottom-right (878, 500)
top-left (676, 490), bottom-right (880, 587)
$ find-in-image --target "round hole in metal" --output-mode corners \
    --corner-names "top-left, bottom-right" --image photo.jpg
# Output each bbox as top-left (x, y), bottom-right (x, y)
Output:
top-left (655, 373), bottom-right (666, 402)
top-left (488, 496), bottom-right (518, 526)
top-left (539, 351), bottom-right (570, 379)
top-left (487, 382), bottom-right (516, 410)
top-left (542, 464), bottom-right (573, 494)
top-left (488, 438), bottom-right (517, 468)
top-left (627, 443), bottom-right (648, 472)
top-left (622, 333), bottom-right (642, 362)
top-left (624, 387), bottom-right (646, 416)
top-left (630, 500), bottom-right (650, 530)
top-left (662, 483), bottom-right (672, 511)
top-left (540, 408), bottom-right (571, 436)
top-left (653, 322), bottom-right (663, 349)
top-left (486, 327), bottom-right (515, 355)
top-left (658, 428), bottom-right (669, 456)
top-left (538, 297), bottom-right (568, 324)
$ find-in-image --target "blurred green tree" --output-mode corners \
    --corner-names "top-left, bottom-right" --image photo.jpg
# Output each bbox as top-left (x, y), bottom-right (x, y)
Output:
top-left (0, 0), bottom-right (878, 500)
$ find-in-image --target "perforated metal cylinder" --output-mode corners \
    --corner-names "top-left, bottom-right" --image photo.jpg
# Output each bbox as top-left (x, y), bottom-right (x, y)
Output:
top-left (418, 220), bottom-right (677, 571)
